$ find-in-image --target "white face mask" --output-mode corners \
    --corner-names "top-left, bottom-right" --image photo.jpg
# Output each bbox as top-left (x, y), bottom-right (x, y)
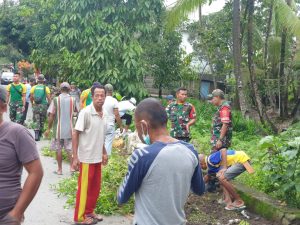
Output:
top-left (141, 122), bottom-right (151, 145)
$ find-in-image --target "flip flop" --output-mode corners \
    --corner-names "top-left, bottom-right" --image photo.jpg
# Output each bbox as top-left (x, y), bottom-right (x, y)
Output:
top-left (87, 213), bottom-right (103, 222)
top-left (53, 171), bottom-right (63, 175)
top-left (74, 217), bottom-right (96, 225)
top-left (225, 204), bottom-right (246, 211)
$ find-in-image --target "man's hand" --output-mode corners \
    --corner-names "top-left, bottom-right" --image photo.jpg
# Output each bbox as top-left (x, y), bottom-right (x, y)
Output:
top-left (102, 153), bottom-right (108, 166)
top-left (216, 139), bottom-right (223, 149)
top-left (186, 124), bottom-right (190, 133)
top-left (8, 210), bottom-right (23, 223)
top-left (22, 106), bottom-right (25, 112)
top-left (44, 129), bottom-right (50, 138)
top-left (72, 156), bottom-right (80, 171)
top-left (216, 168), bottom-right (227, 180)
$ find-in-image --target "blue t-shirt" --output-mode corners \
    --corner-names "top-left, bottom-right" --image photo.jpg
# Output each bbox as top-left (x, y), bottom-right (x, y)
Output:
top-left (118, 141), bottom-right (205, 225)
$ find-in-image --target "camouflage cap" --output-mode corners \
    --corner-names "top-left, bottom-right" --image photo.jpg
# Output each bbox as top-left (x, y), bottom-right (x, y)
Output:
top-left (0, 86), bottom-right (7, 103)
top-left (207, 89), bottom-right (225, 100)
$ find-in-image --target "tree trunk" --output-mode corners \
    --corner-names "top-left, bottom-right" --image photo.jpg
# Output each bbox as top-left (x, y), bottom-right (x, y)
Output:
top-left (279, 0), bottom-right (292, 117)
top-left (233, 0), bottom-right (249, 116)
top-left (247, 0), bottom-right (278, 133)
top-left (264, 0), bottom-right (276, 110)
top-left (158, 84), bottom-right (162, 98)
top-left (198, 5), bottom-right (202, 26)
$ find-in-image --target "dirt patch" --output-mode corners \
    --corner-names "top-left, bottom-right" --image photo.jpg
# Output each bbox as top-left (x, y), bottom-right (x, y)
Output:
top-left (185, 192), bottom-right (279, 225)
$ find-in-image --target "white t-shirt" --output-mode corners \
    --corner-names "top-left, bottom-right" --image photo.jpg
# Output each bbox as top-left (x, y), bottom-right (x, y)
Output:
top-left (75, 104), bottom-right (107, 163)
top-left (103, 96), bottom-right (119, 126)
top-left (118, 100), bottom-right (136, 117)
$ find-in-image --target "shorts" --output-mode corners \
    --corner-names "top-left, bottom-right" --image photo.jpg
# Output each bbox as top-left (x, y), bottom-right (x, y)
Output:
top-left (224, 163), bottom-right (246, 181)
top-left (0, 214), bottom-right (20, 225)
top-left (50, 139), bottom-right (72, 152)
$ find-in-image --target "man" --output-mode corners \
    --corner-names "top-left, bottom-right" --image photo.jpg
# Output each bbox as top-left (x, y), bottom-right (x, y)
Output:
top-left (30, 74), bottom-right (51, 141)
top-left (118, 97), bottom-right (136, 133)
top-left (6, 72), bottom-right (27, 124)
top-left (45, 82), bottom-right (78, 175)
top-left (165, 94), bottom-right (174, 105)
top-left (208, 89), bottom-right (232, 152)
top-left (0, 86), bottom-right (43, 225)
top-left (22, 78), bottom-right (35, 124)
top-left (118, 98), bottom-right (205, 225)
top-left (166, 87), bottom-right (196, 142)
top-left (69, 82), bottom-right (81, 112)
top-left (80, 82), bottom-right (101, 109)
top-left (72, 84), bottom-right (108, 225)
top-left (103, 84), bottom-right (123, 156)
top-left (199, 148), bottom-right (254, 210)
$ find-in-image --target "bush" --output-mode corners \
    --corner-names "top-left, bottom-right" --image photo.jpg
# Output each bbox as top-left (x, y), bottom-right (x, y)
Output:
top-left (53, 152), bottom-right (134, 215)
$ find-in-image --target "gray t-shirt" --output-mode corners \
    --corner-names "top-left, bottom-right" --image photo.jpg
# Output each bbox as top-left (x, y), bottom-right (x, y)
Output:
top-left (0, 122), bottom-right (39, 219)
top-left (118, 141), bottom-right (205, 225)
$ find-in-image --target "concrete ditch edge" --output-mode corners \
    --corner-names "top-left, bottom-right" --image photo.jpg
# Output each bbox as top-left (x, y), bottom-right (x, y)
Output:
top-left (233, 182), bottom-right (300, 225)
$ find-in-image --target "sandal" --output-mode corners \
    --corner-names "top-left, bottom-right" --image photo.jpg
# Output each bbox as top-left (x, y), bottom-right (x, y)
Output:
top-left (87, 213), bottom-right (103, 222)
top-left (53, 171), bottom-right (63, 175)
top-left (225, 203), bottom-right (246, 211)
top-left (75, 217), bottom-right (96, 225)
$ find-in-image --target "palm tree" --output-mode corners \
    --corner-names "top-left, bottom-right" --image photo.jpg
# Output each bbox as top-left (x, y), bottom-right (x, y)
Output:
top-left (167, 0), bottom-right (250, 116)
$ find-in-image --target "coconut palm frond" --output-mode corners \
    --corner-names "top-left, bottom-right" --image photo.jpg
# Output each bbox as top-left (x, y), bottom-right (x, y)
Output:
top-left (274, 0), bottom-right (300, 38)
top-left (166, 0), bottom-right (208, 32)
top-left (268, 36), bottom-right (281, 64)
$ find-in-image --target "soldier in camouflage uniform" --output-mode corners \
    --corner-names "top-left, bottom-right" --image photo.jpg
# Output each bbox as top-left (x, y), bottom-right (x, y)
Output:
top-left (208, 89), bottom-right (232, 152)
top-left (30, 75), bottom-right (51, 141)
top-left (6, 72), bottom-right (27, 124)
top-left (166, 87), bottom-right (196, 142)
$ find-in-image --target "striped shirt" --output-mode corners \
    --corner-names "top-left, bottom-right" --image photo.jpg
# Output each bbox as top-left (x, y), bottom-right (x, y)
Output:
top-left (48, 93), bottom-right (77, 139)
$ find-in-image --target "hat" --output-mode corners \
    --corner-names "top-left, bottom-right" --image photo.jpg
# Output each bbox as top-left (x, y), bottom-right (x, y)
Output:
top-left (129, 97), bottom-right (137, 105)
top-left (92, 82), bottom-right (101, 87)
top-left (37, 74), bottom-right (45, 81)
top-left (105, 84), bottom-right (113, 92)
top-left (0, 86), bottom-right (7, 103)
top-left (165, 95), bottom-right (174, 101)
top-left (60, 82), bottom-right (71, 89)
top-left (207, 89), bottom-right (225, 100)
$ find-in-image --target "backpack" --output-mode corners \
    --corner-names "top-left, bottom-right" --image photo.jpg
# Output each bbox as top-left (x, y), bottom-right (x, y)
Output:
top-left (34, 85), bottom-right (46, 104)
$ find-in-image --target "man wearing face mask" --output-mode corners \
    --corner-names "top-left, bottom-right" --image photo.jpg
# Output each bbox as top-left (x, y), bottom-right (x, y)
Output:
top-left (117, 98), bottom-right (205, 225)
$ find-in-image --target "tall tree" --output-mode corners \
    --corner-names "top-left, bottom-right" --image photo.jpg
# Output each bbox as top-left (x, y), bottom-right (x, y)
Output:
top-left (232, 0), bottom-right (249, 116)
top-left (247, 0), bottom-right (277, 132)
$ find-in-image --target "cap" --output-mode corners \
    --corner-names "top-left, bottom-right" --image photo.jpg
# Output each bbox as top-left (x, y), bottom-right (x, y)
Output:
top-left (105, 84), bottom-right (113, 92)
top-left (60, 82), bottom-right (71, 89)
top-left (92, 82), bottom-right (101, 87)
top-left (207, 89), bottom-right (225, 100)
top-left (37, 74), bottom-right (45, 81)
top-left (129, 97), bottom-right (137, 105)
top-left (165, 95), bottom-right (174, 101)
top-left (0, 86), bottom-right (7, 103)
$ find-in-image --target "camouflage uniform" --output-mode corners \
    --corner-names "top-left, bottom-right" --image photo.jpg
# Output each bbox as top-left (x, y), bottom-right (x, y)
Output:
top-left (31, 84), bottom-right (51, 133)
top-left (7, 83), bottom-right (26, 124)
top-left (33, 104), bottom-right (48, 131)
top-left (211, 101), bottom-right (232, 151)
top-left (9, 101), bottom-right (23, 124)
top-left (166, 102), bottom-right (196, 142)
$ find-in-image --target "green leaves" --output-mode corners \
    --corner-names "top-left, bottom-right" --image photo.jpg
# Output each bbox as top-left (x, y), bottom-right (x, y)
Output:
top-left (259, 135), bottom-right (275, 149)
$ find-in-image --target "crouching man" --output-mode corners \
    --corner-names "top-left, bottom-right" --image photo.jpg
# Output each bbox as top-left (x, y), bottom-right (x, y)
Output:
top-left (199, 148), bottom-right (254, 211)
